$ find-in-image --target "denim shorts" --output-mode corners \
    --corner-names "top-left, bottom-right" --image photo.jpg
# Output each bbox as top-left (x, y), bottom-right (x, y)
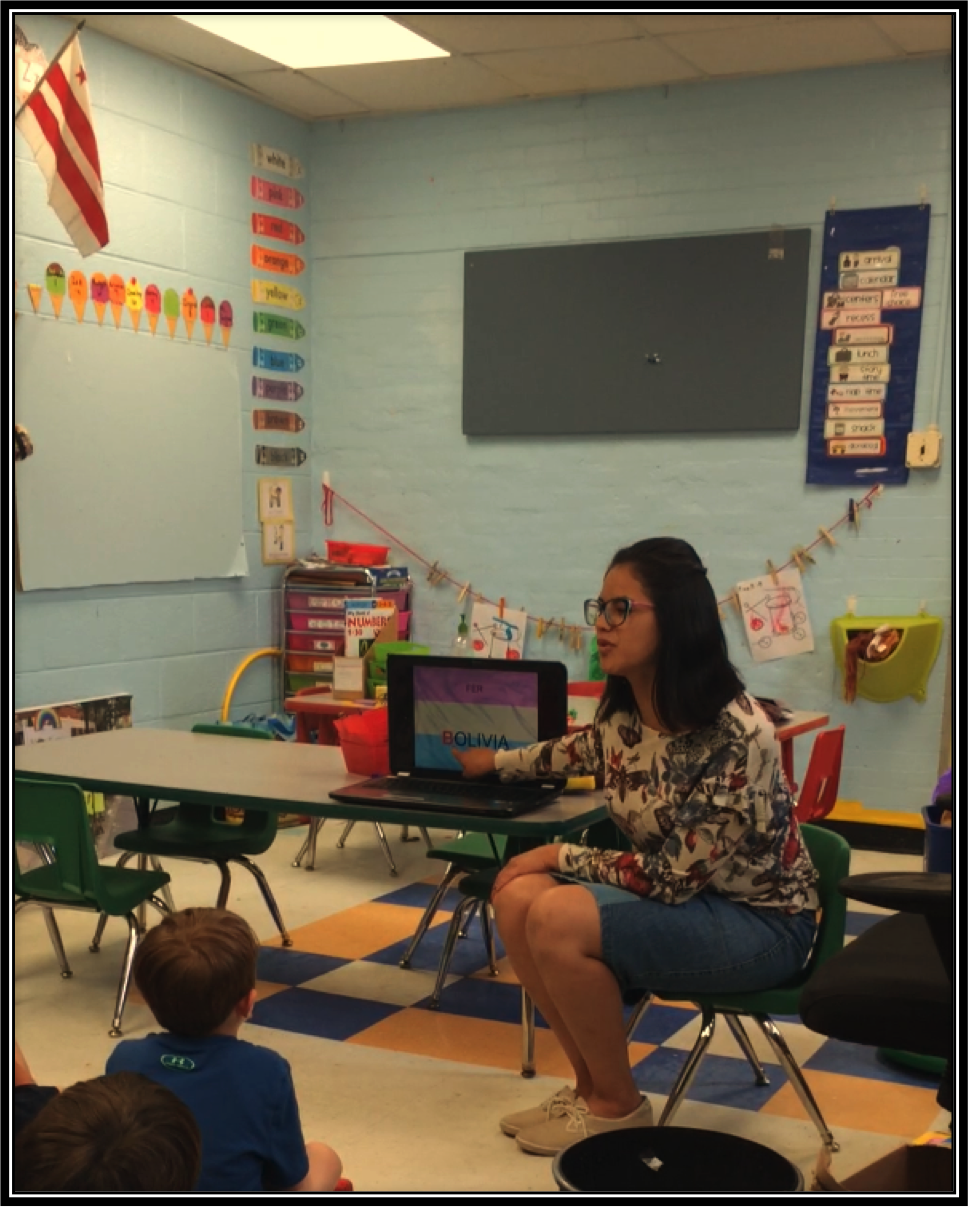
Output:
top-left (573, 880), bottom-right (817, 997)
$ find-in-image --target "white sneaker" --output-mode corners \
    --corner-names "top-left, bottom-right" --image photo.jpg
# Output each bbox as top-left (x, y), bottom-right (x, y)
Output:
top-left (499, 1085), bottom-right (577, 1137)
top-left (515, 1094), bottom-right (653, 1156)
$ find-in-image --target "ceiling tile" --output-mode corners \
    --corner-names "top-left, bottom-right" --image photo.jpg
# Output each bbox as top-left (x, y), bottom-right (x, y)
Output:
top-left (660, 16), bottom-right (905, 77)
top-left (390, 14), bottom-right (642, 53)
top-left (80, 14), bottom-right (281, 74)
top-left (234, 70), bottom-right (368, 119)
top-left (631, 14), bottom-right (820, 36)
top-left (868, 14), bottom-right (953, 54)
top-left (301, 56), bottom-right (525, 114)
top-left (478, 38), bottom-right (703, 95)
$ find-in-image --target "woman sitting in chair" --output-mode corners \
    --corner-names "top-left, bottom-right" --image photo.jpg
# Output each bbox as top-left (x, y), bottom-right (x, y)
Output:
top-left (454, 537), bottom-right (819, 1157)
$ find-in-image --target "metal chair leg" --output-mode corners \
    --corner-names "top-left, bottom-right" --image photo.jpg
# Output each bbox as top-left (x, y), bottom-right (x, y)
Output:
top-left (724, 1013), bottom-right (770, 1085)
top-left (232, 856), bottom-right (292, 947)
top-left (336, 820), bottom-right (355, 849)
top-left (400, 863), bottom-right (463, 968)
top-left (136, 853), bottom-right (148, 931)
top-left (374, 822), bottom-right (398, 876)
top-left (459, 899), bottom-right (480, 939)
top-left (215, 862), bottom-right (233, 909)
top-left (753, 1014), bottom-right (838, 1151)
top-left (148, 856), bottom-right (176, 912)
top-left (480, 903), bottom-right (499, 976)
top-left (90, 911), bottom-right (109, 952)
top-left (428, 899), bottom-right (475, 1009)
top-left (401, 825), bottom-right (419, 842)
top-left (41, 907), bottom-right (73, 978)
top-left (657, 1006), bottom-right (718, 1127)
top-left (293, 818), bottom-right (323, 869)
top-left (419, 827), bottom-right (433, 849)
top-left (521, 988), bottom-right (536, 1077)
top-left (624, 992), bottom-right (655, 1041)
top-left (110, 914), bottom-right (141, 1037)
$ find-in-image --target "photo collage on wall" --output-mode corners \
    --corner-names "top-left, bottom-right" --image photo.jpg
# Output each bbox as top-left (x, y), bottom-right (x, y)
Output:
top-left (250, 143), bottom-right (307, 562)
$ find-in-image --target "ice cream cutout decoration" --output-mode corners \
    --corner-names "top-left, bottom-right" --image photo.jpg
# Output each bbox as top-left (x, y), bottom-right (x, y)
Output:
top-left (109, 273), bottom-right (126, 328)
top-left (200, 296), bottom-right (216, 345)
top-left (181, 288), bottom-right (197, 341)
top-left (91, 272), bottom-right (109, 325)
top-left (144, 284), bottom-right (161, 335)
top-left (68, 270), bottom-right (88, 322)
top-left (45, 262), bottom-right (66, 317)
top-left (28, 284), bottom-right (43, 313)
top-left (219, 300), bottom-right (233, 349)
top-left (126, 278), bottom-right (143, 332)
top-left (163, 288), bottom-right (179, 339)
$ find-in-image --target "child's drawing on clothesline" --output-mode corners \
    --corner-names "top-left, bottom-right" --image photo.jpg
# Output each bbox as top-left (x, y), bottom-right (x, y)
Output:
top-left (736, 568), bottom-right (815, 663)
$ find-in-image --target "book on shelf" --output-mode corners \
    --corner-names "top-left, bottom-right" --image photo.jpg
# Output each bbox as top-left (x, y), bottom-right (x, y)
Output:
top-left (344, 599), bottom-right (396, 656)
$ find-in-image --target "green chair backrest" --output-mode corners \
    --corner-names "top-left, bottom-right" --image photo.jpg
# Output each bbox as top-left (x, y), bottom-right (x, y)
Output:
top-left (15, 778), bottom-right (105, 906)
top-left (187, 722), bottom-right (277, 841)
top-left (191, 723), bottom-right (273, 741)
top-left (800, 822), bottom-right (852, 970)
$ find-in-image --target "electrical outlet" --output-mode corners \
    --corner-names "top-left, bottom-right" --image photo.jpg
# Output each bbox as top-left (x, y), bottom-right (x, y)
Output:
top-left (906, 429), bottom-right (943, 469)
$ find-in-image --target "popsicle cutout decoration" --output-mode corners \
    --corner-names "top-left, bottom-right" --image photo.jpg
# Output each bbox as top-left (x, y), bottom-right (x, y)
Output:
top-left (28, 284), bottom-right (43, 314)
top-left (181, 288), bottom-right (197, 341)
top-left (91, 272), bottom-right (109, 325)
top-left (68, 270), bottom-right (88, 322)
top-left (200, 296), bottom-right (216, 345)
top-left (145, 284), bottom-right (161, 335)
top-left (45, 263), bottom-right (66, 317)
top-left (109, 273), bottom-right (126, 329)
top-left (163, 288), bottom-right (179, 339)
top-left (126, 278), bottom-right (143, 332)
top-left (219, 301), bottom-right (233, 349)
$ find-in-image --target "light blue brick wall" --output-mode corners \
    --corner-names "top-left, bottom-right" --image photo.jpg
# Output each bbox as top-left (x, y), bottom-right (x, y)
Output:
top-left (310, 59), bottom-right (952, 815)
top-left (14, 16), bottom-right (312, 728)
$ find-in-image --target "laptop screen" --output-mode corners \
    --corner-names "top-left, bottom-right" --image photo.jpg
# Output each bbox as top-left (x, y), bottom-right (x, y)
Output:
top-left (387, 655), bottom-right (568, 778)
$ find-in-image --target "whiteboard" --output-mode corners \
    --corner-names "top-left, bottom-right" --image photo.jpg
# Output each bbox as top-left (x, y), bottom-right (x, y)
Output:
top-left (15, 319), bottom-right (248, 590)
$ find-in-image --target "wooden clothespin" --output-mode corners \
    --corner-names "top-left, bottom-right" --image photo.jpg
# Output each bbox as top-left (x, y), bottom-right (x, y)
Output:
top-left (766, 560), bottom-right (780, 586)
top-left (718, 603), bottom-right (726, 621)
top-left (457, 581), bottom-right (470, 603)
top-left (847, 499), bottom-right (859, 531)
top-left (571, 626), bottom-right (583, 652)
top-left (731, 590), bottom-right (743, 617)
top-left (427, 561), bottom-right (440, 583)
top-left (799, 545), bottom-right (816, 566)
top-left (818, 526), bottom-right (837, 548)
top-left (558, 618), bottom-right (567, 642)
top-left (498, 598), bottom-right (505, 619)
top-left (791, 549), bottom-right (804, 574)
top-left (536, 618), bottom-right (546, 639)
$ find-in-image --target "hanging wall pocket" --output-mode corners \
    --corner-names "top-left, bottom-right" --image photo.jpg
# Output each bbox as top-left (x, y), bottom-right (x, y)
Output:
top-left (830, 612), bottom-right (943, 703)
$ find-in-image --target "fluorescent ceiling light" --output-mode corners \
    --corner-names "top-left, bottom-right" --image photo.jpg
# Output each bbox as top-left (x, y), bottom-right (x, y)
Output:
top-left (176, 14), bottom-right (449, 70)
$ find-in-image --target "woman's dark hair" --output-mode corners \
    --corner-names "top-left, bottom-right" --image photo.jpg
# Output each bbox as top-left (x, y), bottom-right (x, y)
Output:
top-left (597, 536), bottom-right (745, 732)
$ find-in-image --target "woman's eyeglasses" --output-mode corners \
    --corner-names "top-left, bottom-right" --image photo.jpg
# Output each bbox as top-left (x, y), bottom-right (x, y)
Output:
top-left (584, 597), bottom-right (655, 627)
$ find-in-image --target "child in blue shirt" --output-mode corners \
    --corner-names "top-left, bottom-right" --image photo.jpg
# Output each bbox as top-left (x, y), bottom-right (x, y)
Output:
top-left (107, 906), bottom-right (344, 1193)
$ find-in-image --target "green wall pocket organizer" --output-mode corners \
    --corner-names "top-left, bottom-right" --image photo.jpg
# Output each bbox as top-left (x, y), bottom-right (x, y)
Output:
top-left (830, 613), bottom-right (944, 704)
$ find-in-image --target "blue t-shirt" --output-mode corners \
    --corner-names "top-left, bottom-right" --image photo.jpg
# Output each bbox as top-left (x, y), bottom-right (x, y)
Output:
top-left (106, 1033), bottom-right (309, 1193)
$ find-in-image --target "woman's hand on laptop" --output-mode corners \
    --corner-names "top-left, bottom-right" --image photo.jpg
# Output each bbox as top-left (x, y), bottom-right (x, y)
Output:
top-left (452, 749), bottom-right (497, 777)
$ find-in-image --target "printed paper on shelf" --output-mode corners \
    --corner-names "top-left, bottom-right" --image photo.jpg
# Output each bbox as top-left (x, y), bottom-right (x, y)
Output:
top-left (15, 26), bottom-right (109, 256)
top-left (735, 568), bottom-right (814, 664)
top-left (250, 143), bottom-right (304, 179)
top-left (344, 599), bottom-right (396, 657)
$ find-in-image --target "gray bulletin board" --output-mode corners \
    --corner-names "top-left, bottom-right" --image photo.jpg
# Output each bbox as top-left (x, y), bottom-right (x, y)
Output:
top-left (462, 228), bottom-right (812, 436)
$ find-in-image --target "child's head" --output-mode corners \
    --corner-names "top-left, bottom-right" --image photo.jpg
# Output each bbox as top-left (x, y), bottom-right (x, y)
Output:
top-left (133, 906), bottom-right (259, 1036)
top-left (14, 1071), bottom-right (201, 1192)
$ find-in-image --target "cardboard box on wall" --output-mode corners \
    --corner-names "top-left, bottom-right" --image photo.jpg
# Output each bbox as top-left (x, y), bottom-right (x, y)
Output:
top-left (812, 1141), bottom-right (953, 1192)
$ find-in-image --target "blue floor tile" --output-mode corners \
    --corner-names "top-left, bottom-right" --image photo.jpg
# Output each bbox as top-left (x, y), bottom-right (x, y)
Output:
top-left (371, 881), bottom-right (464, 912)
top-left (365, 921), bottom-right (506, 978)
top-left (417, 976), bottom-right (549, 1026)
top-left (844, 910), bottom-right (891, 937)
top-left (250, 987), bottom-right (401, 1041)
top-left (257, 948), bottom-right (349, 986)
top-left (805, 1038), bottom-right (943, 1087)
top-left (631, 1047), bottom-right (786, 1111)
top-left (625, 1003), bottom-right (699, 1045)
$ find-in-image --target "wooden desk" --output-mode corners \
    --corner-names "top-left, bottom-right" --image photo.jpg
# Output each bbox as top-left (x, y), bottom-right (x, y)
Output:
top-left (775, 710), bottom-right (830, 791)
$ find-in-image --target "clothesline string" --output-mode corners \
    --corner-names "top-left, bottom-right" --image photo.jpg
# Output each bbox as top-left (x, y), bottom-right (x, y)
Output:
top-left (323, 484), bottom-right (882, 633)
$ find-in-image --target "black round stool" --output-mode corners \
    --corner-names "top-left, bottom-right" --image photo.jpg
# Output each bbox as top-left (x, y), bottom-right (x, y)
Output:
top-left (552, 1127), bottom-right (804, 1193)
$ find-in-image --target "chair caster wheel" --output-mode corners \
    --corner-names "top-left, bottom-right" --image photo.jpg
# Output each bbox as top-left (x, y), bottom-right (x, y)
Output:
top-left (109, 1027), bottom-right (123, 1038)
top-left (61, 970), bottom-right (74, 979)
top-left (399, 959), bottom-right (412, 969)
top-left (428, 1001), bottom-right (440, 1010)
top-left (89, 945), bottom-right (100, 954)
top-left (282, 938), bottom-right (294, 947)
top-left (521, 1069), bottom-right (536, 1079)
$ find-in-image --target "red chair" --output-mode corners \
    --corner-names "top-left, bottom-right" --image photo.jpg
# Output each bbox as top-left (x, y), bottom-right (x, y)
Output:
top-left (794, 725), bottom-right (845, 823)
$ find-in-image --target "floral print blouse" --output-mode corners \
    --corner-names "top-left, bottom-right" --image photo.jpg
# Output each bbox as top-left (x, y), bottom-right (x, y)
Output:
top-left (494, 693), bottom-right (819, 913)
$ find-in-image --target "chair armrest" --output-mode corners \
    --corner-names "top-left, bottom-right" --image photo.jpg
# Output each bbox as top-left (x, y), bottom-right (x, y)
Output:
top-left (837, 871), bottom-right (951, 916)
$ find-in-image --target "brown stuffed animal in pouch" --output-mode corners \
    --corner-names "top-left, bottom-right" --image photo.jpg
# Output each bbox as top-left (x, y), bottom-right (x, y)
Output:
top-left (843, 625), bottom-right (900, 703)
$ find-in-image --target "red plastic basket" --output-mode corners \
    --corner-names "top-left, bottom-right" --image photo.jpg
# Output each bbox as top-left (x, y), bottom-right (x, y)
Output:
top-left (334, 708), bottom-right (389, 775)
top-left (326, 540), bottom-right (390, 566)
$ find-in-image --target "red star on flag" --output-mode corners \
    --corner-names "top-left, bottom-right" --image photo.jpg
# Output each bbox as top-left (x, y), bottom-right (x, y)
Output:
top-left (76, 65), bottom-right (87, 86)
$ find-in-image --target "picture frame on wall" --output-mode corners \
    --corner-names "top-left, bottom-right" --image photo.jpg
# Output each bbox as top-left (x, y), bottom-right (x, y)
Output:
top-left (262, 520), bottom-right (295, 564)
top-left (258, 476), bottom-right (294, 522)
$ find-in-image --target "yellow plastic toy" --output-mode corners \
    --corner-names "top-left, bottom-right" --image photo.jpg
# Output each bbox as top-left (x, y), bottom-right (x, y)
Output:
top-left (830, 614), bottom-right (943, 704)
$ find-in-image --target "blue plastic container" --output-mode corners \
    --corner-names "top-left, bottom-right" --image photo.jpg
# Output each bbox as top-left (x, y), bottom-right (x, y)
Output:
top-left (922, 801), bottom-right (952, 874)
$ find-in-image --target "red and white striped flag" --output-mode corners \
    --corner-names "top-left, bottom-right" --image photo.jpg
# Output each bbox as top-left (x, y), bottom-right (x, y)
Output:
top-left (15, 25), bottom-right (110, 257)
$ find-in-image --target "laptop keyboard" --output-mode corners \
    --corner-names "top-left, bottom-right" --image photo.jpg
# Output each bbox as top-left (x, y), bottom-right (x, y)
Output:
top-left (369, 777), bottom-right (551, 801)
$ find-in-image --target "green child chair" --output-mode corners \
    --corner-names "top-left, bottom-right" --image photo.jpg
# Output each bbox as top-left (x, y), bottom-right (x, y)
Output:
top-left (15, 777), bottom-right (172, 1036)
top-left (108, 723), bottom-right (292, 945)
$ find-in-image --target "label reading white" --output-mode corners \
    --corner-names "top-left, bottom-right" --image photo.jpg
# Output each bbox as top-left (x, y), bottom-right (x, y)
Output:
top-left (831, 325), bottom-right (892, 346)
top-left (822, 290), bottom-right (883, 309)
top-left (829, 364), bottom-right (891, 383)
top-left (827, 345), bottom-right (890, 365)
top-left (838, 268), bottom-right (898, 289)
top-left (824, 418), bottom-right (885, 438)
top-left (827, 382), bottom-right (887, 402)
top-left (820, 308), bottom-right (881, 329)
top-left (827, 436), bottom-right (887, 457)
top-left (826, 400), bottom-right (884, 420)
top-left (880, 287), bottom-right (922, 309)
top-left (839, 248), bottom-right (901, 271)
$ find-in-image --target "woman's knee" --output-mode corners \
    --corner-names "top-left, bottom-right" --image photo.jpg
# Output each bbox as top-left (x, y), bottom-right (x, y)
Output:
top-left (492, 874), bottom-right (554, 931)
top-left (526, 885), bottom-right (603, 955)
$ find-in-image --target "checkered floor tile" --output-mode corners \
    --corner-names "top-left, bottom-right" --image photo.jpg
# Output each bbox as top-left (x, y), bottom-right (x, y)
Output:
top-left (250, 879), bottom-right (944, 1136)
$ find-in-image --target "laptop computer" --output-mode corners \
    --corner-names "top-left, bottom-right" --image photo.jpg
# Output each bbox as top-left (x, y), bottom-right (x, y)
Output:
top-left (329, 654), bottom-right (569, 818)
